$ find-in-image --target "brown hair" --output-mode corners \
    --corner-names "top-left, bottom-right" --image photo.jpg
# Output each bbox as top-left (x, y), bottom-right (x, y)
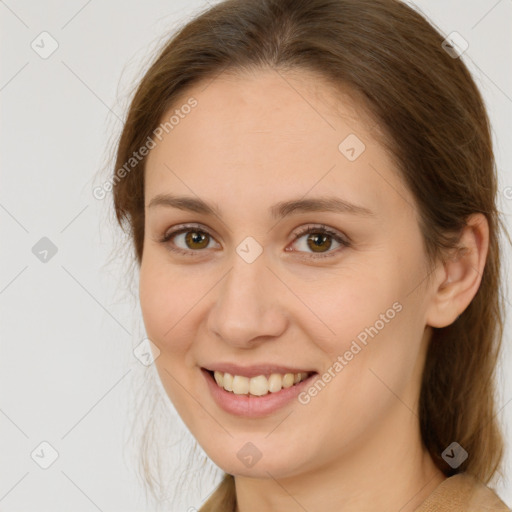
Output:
top-left (111, 0), bottom-right (508, 509)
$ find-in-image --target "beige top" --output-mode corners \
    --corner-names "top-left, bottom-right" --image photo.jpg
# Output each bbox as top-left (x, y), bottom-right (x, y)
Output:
top-left (414, 473), bottom-right (510, 511)
top-left (200, 473), bottom-right (510, 511)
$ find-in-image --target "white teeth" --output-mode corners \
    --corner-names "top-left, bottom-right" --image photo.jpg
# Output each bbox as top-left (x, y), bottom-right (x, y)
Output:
top-left (282, 373), bottom-right (294, 388)
top-left (223, 372), bottom-right (233, 392)
top-left (214, 371), bottom-right (223, 387)
top-left (232, 375), bottom-right (250, 394)
top-left (268, 373), bottom-right (282, 393)
top-left (249, 375), bottom-right (269, 396)
top-left (212, 370), bottom-right (310, 396)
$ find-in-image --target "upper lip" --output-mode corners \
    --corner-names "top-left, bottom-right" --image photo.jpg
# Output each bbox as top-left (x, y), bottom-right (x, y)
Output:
top-left (202, 363), bottom-right (316, 378)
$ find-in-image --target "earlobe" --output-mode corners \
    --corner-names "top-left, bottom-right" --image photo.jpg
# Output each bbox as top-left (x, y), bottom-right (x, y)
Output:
top-left (425, 213), bottom-right (489, 328)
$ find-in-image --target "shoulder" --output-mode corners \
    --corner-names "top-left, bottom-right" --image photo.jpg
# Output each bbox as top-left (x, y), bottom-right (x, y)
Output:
top-left (414, 473), bottom-right (510, 511)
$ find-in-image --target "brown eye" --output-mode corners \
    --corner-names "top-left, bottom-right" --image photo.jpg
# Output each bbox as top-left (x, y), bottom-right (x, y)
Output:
top-left (160, 225), bottom-right (219, 256)
top-left (290, 225), bottom-right (350, 259)
top-left (305, 233), bottom-right (333, 253)
top-left (184, 231), bottom-right (210, 250)
top-left (160, 223), bottom-right (349, 259)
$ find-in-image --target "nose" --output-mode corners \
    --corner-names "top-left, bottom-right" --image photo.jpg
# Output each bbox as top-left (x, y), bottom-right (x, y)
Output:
top-left (207, 252), bottom-right (288, 349)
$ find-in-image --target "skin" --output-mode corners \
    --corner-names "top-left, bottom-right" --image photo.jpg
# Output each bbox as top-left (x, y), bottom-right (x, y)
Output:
top-left (139, 68), bottom-right (489, 511)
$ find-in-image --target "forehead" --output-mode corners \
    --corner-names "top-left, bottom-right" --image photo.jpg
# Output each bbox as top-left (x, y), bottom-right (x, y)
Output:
top-left (144, 68), bottom-right (414, 220)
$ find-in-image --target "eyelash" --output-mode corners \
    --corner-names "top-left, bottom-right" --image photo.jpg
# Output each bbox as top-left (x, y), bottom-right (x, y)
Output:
top-left (158, 223), bottom-right (351, 260)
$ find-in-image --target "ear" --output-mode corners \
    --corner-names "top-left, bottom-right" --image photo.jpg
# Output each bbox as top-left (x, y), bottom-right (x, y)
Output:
top-left (425, 213), bottom-right (489, 328)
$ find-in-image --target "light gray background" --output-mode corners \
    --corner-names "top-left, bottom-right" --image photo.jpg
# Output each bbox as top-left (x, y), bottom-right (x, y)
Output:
top-left (1, 0), bottom-right (511, 510)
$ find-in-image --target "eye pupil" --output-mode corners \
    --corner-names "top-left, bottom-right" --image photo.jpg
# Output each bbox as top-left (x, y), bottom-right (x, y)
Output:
top-left (307, 233), bottom-right (332, 252)
top-left (186, 231), bottom-right (209, 249)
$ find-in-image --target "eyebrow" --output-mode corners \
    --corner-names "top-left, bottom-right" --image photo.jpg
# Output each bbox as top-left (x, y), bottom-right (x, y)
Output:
top-left (147, 194), bottom-right (375, 219)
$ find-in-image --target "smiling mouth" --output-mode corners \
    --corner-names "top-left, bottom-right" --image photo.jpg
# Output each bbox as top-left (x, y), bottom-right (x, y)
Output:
top-left (204, 369), bottom-right (316, 397)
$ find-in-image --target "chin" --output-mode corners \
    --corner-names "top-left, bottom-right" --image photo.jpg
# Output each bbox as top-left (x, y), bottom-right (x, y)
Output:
top-left (194, 433), bottom-right (317, 481)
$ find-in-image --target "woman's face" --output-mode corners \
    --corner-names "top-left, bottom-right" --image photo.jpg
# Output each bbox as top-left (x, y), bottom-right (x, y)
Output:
top-left (139, 69), bottom-right (436, 479)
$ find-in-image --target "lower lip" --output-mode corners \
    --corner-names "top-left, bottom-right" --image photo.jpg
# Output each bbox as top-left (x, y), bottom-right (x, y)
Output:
top-left (201, 369), bottom-right (317, 418)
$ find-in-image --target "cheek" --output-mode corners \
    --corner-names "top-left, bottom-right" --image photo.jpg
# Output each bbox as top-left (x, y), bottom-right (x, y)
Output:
top-left (312, 279), bottom-right (427, 425)
top-left (299, 263), bottom-right (404, 355)
top-left (302, 253), bottom-right (426, 394)
top-left (139, 257), bottom-right (197, 354)
top-left (139, 260), bottom-right (201, 410)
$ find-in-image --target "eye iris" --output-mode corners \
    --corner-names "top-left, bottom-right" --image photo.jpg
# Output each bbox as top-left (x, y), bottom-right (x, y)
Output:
top-left (307, 233), bottom-right (332, 252)
top-left (185, 231), bottom-right (209, 249)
